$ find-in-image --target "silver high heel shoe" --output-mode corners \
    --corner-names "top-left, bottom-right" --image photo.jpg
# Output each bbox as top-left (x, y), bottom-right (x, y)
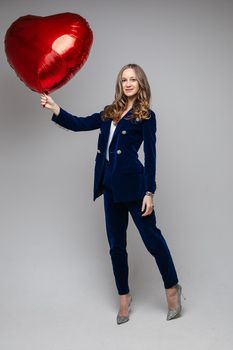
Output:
top-left (166, 284), bottom-right (185, 321)
top-left (117, 294), bottom-right (132, 325)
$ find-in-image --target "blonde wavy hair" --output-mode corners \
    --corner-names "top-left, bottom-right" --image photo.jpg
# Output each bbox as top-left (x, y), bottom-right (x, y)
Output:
top-left (101, 63), bottom-right (151, 123)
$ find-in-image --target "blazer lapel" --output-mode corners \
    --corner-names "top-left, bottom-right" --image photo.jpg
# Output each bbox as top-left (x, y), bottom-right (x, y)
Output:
top-left (102, 109), bottom-right (132, 151)
top-left (110, 108), bottom-right (132, 144)
top-left (111, 118), bottom-right (127, 142)
top-left (102, 119), bottom-right (111, 146)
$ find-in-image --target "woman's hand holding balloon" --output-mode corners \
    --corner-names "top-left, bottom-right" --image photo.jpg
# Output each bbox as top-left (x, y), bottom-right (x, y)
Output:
top-left (40, 94), bottom-right (60, 115)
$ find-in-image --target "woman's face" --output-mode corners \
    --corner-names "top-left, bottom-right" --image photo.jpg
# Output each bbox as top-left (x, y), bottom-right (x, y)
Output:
top-left (121, 68), bottom-right (139, 99)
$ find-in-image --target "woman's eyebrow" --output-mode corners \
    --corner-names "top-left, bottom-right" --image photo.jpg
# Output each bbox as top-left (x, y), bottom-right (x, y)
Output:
top-left (122, 76), bottom-right (136, 79)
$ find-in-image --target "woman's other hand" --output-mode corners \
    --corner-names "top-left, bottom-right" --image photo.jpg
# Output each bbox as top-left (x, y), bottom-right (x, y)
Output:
top-left (141, 195), bottom-right (154, 216)
top-left (40, 93), bottom-right (60, 115)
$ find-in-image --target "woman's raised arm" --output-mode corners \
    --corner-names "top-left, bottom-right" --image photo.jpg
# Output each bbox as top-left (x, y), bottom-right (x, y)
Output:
top-left (40, 93), bottom-right (102, 132)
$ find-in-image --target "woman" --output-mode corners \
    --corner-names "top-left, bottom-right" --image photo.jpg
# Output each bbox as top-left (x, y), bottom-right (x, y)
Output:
top-left (41, 63), bottom-right (184, 324)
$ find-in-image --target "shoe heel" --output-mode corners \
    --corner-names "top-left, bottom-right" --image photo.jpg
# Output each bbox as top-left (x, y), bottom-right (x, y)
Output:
top-left (179, 285), bottom-right (186, 300)
top-left (181, 291), bottom-right (186, 300)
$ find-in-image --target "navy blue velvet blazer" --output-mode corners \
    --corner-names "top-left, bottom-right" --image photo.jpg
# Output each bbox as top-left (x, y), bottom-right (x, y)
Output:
top-left (51, 107), bottom-right (157, 203)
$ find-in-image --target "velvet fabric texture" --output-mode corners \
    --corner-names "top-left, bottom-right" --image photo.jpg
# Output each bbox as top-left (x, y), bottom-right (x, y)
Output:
top-left (52, 107), bottom-right (157, 202)
top-left (103, 159), bottom-right (178, 294)
top-left (52, 108), bottom-right (179, 294)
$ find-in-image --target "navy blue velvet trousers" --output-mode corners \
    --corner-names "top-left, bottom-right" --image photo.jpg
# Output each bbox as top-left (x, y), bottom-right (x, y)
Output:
top-left (103, 159), bottom-right (178, 295)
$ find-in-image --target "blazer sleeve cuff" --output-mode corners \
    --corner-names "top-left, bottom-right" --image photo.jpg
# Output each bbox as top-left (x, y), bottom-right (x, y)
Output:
top-left (145, 182), bottom-right (157, 194)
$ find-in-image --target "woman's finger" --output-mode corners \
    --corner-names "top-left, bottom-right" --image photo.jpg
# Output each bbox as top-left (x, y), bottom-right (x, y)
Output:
top-left (141, 199), bottom-right (145, 213)
top-left (40, 94), bottom-right (48, 108)
top-left (41, 97), bottom-right (47, 107)
top-left (142, 209), bottom-right (152, 216)
top-left (141, 201), bottom-right (148, 216)
top-left (142, 207), bottom-right (150, 216)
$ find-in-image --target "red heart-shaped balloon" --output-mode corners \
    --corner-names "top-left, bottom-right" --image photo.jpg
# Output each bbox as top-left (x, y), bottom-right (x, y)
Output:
top-left (4, 13), bottom-right (93, 93)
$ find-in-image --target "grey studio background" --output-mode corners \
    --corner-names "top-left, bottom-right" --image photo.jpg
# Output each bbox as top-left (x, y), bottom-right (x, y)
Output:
top-left (0, 0), bottom-right (232, 349)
